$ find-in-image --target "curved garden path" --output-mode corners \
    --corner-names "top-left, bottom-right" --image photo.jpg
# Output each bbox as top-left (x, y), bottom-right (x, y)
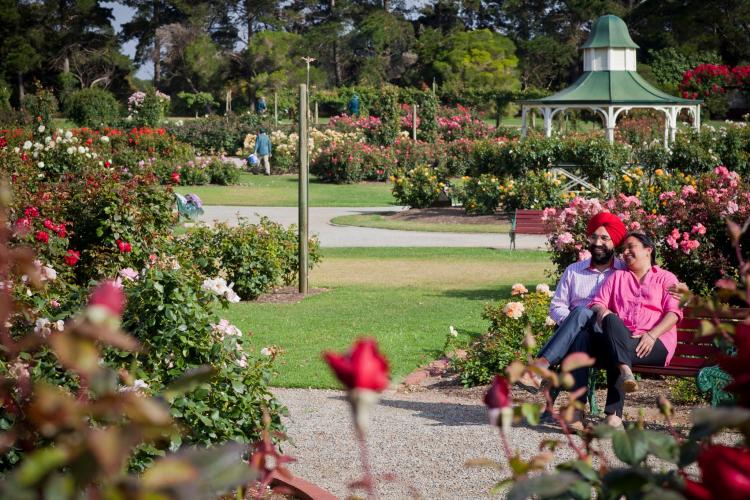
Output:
top-left (196, 206), bottom-right (547, 249)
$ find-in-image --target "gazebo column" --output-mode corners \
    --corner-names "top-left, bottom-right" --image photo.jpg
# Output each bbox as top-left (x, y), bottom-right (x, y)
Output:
top-left (605, 107), bottom-right (615, 144)
top-left (668, 106), bottom-right (678, 143)
top-left (543, 107), bottom-right (553, 137)
top-left (521, 106), bottom-right (528, 138)
top-left (694, 105), bottom-right (701, 130)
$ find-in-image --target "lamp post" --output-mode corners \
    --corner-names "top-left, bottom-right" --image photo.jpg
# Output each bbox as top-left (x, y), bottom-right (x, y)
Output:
top-left (301, 57), bottom-right (316, 124)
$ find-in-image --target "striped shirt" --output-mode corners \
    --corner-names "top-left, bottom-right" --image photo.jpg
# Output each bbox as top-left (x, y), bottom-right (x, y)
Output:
top-left (549, 258), bottom-right (624, 324)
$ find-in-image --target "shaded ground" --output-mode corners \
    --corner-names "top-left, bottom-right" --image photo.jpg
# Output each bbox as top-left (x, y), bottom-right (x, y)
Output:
top-left (255, 286), bottom-right (329, 304)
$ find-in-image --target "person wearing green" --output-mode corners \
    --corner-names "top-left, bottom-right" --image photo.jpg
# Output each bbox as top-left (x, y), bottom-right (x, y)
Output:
top-left (254, 127), bottom-right (272, 175)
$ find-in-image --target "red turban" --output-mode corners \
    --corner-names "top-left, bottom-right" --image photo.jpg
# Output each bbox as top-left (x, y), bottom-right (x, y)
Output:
top-left (586, 212), bottom-right (626, 246)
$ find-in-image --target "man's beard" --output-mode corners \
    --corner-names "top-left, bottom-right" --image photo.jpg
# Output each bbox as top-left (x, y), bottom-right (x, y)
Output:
top-left (589, 243), bottom-right (615, 265)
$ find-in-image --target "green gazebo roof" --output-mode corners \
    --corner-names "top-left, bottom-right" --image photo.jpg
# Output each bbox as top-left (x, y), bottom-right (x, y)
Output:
top-left (520, 71), bottom-right (700, 105)
top-left (581, 15), bottom-right (639, 49)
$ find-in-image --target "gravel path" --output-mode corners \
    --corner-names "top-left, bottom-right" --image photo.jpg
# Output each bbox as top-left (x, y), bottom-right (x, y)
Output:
top-left (275, 386), bottom-right (581, 499)
top-left (196, 206), bottom-right (547, 249)
top-left (273, 382), bottom-right (737, 499)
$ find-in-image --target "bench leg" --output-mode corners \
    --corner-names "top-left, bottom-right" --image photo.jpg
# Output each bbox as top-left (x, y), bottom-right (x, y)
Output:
top-left (588, 368), bottom-right (600, 416)
top-left (509, 231), bottom-right (516, 250)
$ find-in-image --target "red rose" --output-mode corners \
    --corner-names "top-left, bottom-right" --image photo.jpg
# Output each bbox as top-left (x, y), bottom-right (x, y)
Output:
top-left (171, 171), bottom-right (181, 183)
top-left (687, 445), bottom-right (750, 500)
top-left (35, 230), bottom-right (49, 244)
top-left (683, 479), bottom-right (712, 500)
top-left (56, 224), bottom-right (67, 238)
top-left (116, 239), bottom-right (132, 253)
top-left (484, 375), bottom-right (511, 409)
top-left (719, 324), bottom-right (750, 407)
top-left (0, 137), bottom-right (7, 148)
top-left (24, 206), bottom-right (39, 218)
top-left (104, 161), bottom-right (111, 168)
top-left (64, 249), bottom-right (80, 266)
top-left (323, 338), bottom-right (390, 392)
top-left (88, 280), bottom-right (125, 317)
top-left (15, 217), bottom-right (31, 233)
top-left (43, 218), bottom-right (55, 230)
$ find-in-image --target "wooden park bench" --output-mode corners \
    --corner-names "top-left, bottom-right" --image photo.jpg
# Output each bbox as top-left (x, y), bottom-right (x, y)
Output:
top-left (584, 306), bottom-right (743, 415)
top-left (509, 209), bottom-right (547, 250)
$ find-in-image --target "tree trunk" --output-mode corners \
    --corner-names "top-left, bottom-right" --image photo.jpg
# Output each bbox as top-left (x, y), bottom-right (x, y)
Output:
top-left (383, 0), bottom-right (388, 10)
top-left (245, 0), bottom-right (254, 43)
top-left (17, 72), bottom-right (24, 102)
top-left (333, 40), bottom-right (343, 86)
top-left (153, 0), bottom-right (161, 86)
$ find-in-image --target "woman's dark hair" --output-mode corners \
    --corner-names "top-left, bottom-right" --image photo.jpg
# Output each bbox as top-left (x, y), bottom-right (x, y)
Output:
top-left (623, 231), bottom-right (656, 265)
top-left (258, 127), bottom-right (266, 134)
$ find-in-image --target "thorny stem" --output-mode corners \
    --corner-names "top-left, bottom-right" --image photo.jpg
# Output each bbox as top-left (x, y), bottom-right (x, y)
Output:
top-left (355, 427), bottom-right (377, 500)
top-left (663, 412), bottom-right (683, 444)
top-left (498, 428), bottom-right (513, 462)
top-left (543, 387), bottom-right (588, 461)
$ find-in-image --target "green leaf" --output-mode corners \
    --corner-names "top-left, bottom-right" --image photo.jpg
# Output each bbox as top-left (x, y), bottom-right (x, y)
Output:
top-left (15, 448), bottom-right (69, 486)
top-left (521, 403), bottom-right (541, 426)
top-left (162, 366), bottom-right (217, 401)
top-left (559, 459), bottom-right (600, 484)
top-left (644, 431), bottom-right (679, 463)
top-left (602, 467), bottom-right (651, 495)
top-left (689, 407), bottom-right (750, 440)
top-left (507, 472), bottom-right (580, 500)
top-left (612, 429), bottom-right (648, 466)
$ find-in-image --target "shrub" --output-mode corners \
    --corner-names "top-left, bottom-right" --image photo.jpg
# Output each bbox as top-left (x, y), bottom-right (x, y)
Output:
top-left (64, 88), bottom-right (121, 127)
top-left (390, 165), bottom-right (444, 208)
top-left (166, 114), bottom-right (268, 154)
top-left (453, 288), bottom-right (554, 386)
top-left (115, 263), bottom-right (285, 449)
top-left (444, 138), bottom-right (476, 177)
top-left (128, 89), bottom-right (170, 126)
top-left (177, 218), bottom-right (321, 300)
top-left (544, 167), bottom-right (750, 294)
top-left (457, 174), bottom-right (502, 215)
top-left (208, 157), bottom-right (241, 184)
top-left (21, 86), bottom-right (58, 130)
top-left (499, 170), bottom-right (566, 211)
top-left (311, 141), bottom-right (395, 183)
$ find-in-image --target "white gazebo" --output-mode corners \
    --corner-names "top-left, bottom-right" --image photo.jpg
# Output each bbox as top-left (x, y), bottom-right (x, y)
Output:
top-left (518, 15), bottom-right (702, 146)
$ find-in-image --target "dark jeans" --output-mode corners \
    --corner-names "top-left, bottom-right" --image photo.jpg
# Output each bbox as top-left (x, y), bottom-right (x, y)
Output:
top-left (538, 307), bottom-right (597, 365)
top-left (570, 314), bottom-right (667, 417)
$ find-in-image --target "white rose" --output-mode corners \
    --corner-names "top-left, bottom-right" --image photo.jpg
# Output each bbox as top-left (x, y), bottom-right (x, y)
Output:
top-left (37, 161), bottom-right (44, 168)
top-left (100, 135), bottom-right (110, 143)
top-left (64, 131), bottom-right (73, 139)
top-left (37, 125), bottom-right (45, 133)
top-left (22, 140), bottom-right (32, 150)
top-left (77, 146), bottom-right (85, 154)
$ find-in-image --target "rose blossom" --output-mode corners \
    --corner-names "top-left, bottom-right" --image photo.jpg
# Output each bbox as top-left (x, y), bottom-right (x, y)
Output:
top-left (323, 338), bottom-right (390, 392)
top-left (64, 249), bottom-right (80, 266)
top-left (692, 223), bottom-right (707, 235)
top-left (503, 301), bottom-right (525, 319)
top-left (35, 231), bottom-right (49, 244)
top-left (484, 375), bottom-right (513, 430)
top-left (116, 239), bottom-right (132, 253)
top-left (88, 280), bottom-right (126, 317)
top-left (684, 445), bottom-right (750, 500)
top-left (535, 283), bottom-right (553, 296)
top-left (511, 283), bottom-right (529, 296)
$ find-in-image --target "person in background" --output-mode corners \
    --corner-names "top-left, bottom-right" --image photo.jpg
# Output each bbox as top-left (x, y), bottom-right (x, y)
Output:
top-left (347, 93), bottom-right (360, 117)
top-left (253, 127), bottom-right (272, 175)
top-left (256, 96), bottom-right (267, 115)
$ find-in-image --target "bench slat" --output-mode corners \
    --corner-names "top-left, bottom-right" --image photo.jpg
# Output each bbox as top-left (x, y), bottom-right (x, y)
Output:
top-left (674, 344), bottom-right (721, 357)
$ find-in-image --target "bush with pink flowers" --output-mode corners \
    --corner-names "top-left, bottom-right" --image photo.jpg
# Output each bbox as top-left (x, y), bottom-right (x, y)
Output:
top-left (544, 166), bottom-right (750, 295)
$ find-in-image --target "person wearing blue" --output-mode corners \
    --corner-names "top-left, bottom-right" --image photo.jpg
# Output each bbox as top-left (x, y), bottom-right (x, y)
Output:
top-left (254, 128), bottom-right (272, 175)
top-left (256, 96), bottom-right (267, 115)
top-left (347, 93), bottom-right (360, 116)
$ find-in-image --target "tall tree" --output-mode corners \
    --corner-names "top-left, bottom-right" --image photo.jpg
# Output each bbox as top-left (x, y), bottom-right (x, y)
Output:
top-left (120, 0), bottom-right (187, 86)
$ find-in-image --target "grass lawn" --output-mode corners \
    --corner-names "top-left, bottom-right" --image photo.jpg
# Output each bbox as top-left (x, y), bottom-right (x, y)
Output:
top-left (225, 247), bottom-right (551, 388)
top-left (331, 212), bottom-right (510, 233)
top-left (176, 173), bottom-right (396, 207)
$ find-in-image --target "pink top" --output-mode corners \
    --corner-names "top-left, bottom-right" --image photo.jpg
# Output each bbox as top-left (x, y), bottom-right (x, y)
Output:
top-left (589, 266), bottom-right (683, 366)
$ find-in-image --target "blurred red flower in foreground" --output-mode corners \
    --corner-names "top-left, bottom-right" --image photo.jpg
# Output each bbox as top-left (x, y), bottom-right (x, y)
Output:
top-left (88, 280), bottom-right (125, 317)
top-left (323, 338), bottom-right (389, 392)
top-left (684, 445), bottom-right (750, 500)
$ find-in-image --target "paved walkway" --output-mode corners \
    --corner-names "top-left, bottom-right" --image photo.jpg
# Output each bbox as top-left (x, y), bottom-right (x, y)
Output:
top-left (196, 206), bottom-right (547, 249)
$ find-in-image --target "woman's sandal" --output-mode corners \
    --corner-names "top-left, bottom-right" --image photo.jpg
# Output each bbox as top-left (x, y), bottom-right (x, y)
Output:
top-left (622, 373), bottom-right (639, 393)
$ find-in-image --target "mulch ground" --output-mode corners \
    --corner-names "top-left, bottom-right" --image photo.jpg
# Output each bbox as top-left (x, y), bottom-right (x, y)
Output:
top-left (254, 286), bottom-right (329, 304)
top-left (389, 207), bottom-right (511, 225)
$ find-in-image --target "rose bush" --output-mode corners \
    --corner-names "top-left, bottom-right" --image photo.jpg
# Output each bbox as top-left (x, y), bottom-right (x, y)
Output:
top-left (453, 286), bottom-right (555, 386)
top-left (390, 165), bottom-right (446, 209)
top-left (545, 166), bottom-right (750, 294)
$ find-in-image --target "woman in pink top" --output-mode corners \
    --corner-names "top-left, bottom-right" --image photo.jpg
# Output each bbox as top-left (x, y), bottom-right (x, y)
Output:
top-left (587, 232), bottom-right (683, 428)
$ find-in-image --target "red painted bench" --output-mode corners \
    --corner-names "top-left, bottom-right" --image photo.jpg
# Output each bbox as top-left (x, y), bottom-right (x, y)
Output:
top-left (509, 209), bottom-right (546, 250)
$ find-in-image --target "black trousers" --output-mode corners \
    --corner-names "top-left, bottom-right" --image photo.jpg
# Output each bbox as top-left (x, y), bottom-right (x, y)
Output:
top-left (570, 313), bottom-right (667, 417)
